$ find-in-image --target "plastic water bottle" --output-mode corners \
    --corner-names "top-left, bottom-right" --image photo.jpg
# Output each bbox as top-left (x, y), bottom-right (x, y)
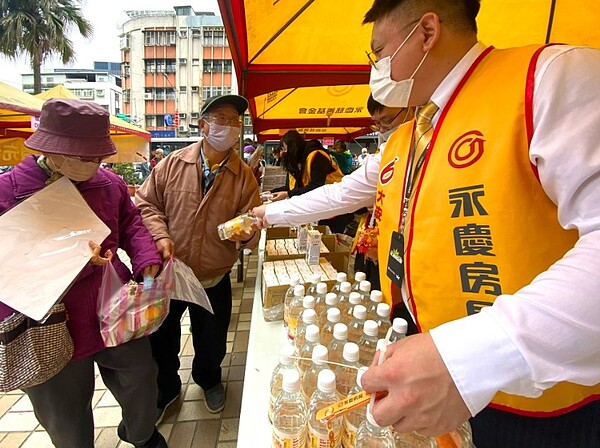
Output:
top-left (298, 324), bottom-right (320, 374)
top-left (347, 305), bottom-right (367, 344)
top-left (307, 369), bottom-right (342, 448)
top-left (286, 284), bottom-right (305, 342)
top-left (366, 290), bottom-right (383, 321)
top-left (319, 292), bottom-right (339, 327)
top-left (389, 318), bottom-right (408, 342)
top-left (342, 367), bottom-right (368, 448)
top-left (375, 303), bottom-right (392, 340)
top-left (358, 320), bottom-right (379, 366)
top-left (358, 280), bottom-right (372, 302)
top-left (268, 345), bottom-right (299, 423)
top-left (337, 281), bottom-right (352, 313)
top-left (355, 403), bottom-right (394, 447)
top-left (314, 282), bottom-right (329, 318)
top-left (217, 213), bottom-right (260, 240)
top-left (320, 307), bottom-right (341, 347)
top-left (351, 271), bottom-right (367, 292)
top-left (272, 370), bottom-right (307, 448)
top-left (343, 291), bottom-right (363, 322)
top-left (331, 272), bottom-right (348, 294)
top-left (295, 308), bottom-right (318, 354)
top-left (394, 421), bottom-right (474, 447)
top-left (335, 342), bottom-right (361, 396)
top-left (327, 323), bottom-right (348, 365)
top-left (301, 344), bottom-right (329, 402)
top-left (306, 273), bottom-right (321, 296)
top-left (283, 276), bottom-right (301, 330)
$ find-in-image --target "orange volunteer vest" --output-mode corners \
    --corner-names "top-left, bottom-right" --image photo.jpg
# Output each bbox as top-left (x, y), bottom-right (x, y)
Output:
top-left (376, 45), bottom-right (600, 416)
top-left (288, 149), bottom-right (344, 190)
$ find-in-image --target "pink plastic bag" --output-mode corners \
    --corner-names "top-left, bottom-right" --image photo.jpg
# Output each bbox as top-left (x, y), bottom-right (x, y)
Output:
top-left (97, 260), bottom-right (174, 347)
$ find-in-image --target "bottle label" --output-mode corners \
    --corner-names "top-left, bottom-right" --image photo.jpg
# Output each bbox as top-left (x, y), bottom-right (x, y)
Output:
top-left (342, 419), bottom-right (358, 448)
top-left (287, 316), bottom-right (298, 341)
top-left (309, 422), bottom-right (340, 448)
top-left (272, 426), bottom-right (306, 448)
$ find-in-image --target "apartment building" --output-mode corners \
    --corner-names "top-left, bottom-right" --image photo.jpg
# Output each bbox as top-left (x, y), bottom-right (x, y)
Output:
top-left (120, 6), bottom-right (236, 138)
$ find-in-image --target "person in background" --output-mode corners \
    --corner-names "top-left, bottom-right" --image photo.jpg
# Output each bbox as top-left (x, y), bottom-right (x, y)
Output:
top-left (136, 94), bottom-right (261, 422)
top-left (359, 0), bottom-right (600, 446)
top-left (270, 133), bottom-right (353, 233)
top-left (0, 99), bottom-right (166, 448)
top-left (330, 139), bottom-right (354, 174)
top-left (271, 145), bottom-right (282, 166)
top-left (248, 144), bottom-right (266, 186)
top-left (151, 148), bottom-right (164, 169)
top-left (357, 147), bottom-right (369, 165)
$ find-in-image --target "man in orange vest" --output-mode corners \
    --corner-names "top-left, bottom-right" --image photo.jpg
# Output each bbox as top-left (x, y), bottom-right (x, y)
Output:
top-left (358, 1), bottom-right (600, 446)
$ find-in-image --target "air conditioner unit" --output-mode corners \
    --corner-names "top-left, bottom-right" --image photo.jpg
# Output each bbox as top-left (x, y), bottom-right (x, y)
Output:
top-left (178, 125), bottom-right (187, 132)
top-left (178, 113), bottom-right (186, 119)
top-left (143, 93), bottom-right (154, 100)
top-left (120, 35), bottom-right (130, 50)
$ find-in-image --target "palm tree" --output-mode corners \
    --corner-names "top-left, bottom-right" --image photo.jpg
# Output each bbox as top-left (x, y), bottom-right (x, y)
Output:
top-left (0, 0), bottom-right (93, 93)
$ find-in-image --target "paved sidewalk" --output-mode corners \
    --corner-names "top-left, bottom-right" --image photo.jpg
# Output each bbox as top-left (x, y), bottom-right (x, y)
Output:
top-left (0, 253), bottom-right (258, 448)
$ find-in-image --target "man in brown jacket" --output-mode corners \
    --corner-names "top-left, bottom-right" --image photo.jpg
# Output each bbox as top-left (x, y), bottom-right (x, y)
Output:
top-left (136, 94), bottom-right (261, 420)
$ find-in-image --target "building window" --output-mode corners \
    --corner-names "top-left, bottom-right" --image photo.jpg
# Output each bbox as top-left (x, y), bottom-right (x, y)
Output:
top-left (123, 63), bottom-right (131, 76)
top-left (192, 58), bottom-right (200, 65)
top-left (145, 115), bottom-right (154, 128)
top-left (46, 77), bottom-right (54, 83)
top-left (166, 88), bottom-right (176, 100)
top-left (202, 87), bottom-right (211, 100)
top-left (72, 88), bottom-right (94, 99)
top-left (96, 90), bottom-right (105, 98)
top-left (123, 89), bottom-right (130, 102)
top-left (145, 31), bottom-right (176, 46)
top-left (180, 86), bottom-right (187, 93)
top-left (224, 60), bottom-right (232, 73)
top-left (203, 28), bottom-right (227, 47)
top-left (244, 115), bottom-right (252, 126)
top-left (179, 58), bottom-right (187, 65)
top-left (223, 87), bottom-right (232, 95)
top-left (156, 60), bottom-right (166, 73)
top-left (166, 60), bottom-right (176, 72)
top-left (155, 88), bottom-right (165, 100)
top-left (145, 60), bottom-right (156, 73)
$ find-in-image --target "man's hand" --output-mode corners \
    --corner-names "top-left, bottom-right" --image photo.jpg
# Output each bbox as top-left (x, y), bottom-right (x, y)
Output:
top-left (89, 241), bottom-right (113, 266)
top-left (271, 191), bottom-right (288, 202)
top-left (156, 238), bottom-right (175, 260)
top-left (252, 204), bottom-right (271, 229)
top-left (361, 333), bottom-right (471, 436)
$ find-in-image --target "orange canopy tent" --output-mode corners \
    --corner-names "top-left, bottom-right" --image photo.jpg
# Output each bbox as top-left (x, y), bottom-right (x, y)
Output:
top-left (219, 0), bottom-right (600, 140)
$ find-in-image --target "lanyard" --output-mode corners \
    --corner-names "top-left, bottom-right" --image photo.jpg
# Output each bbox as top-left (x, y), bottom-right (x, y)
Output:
top-left (398, 124), bottom-right (433, 234)
top-left (200, 149), bottom-right (228, 195)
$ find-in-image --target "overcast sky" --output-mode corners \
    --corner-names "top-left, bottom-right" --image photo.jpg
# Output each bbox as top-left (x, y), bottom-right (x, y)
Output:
top-left (0, 0), bottom-right (221, 87)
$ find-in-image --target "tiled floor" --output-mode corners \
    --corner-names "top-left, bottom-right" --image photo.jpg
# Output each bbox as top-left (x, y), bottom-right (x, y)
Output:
top-left (0, 253), bottom-right (258, 448)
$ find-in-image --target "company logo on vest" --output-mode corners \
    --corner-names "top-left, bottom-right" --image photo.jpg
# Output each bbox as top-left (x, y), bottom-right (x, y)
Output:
top-left (379, 156), bottom-right (399, 185)
top-left (448, 130), bottom-right (485, 168)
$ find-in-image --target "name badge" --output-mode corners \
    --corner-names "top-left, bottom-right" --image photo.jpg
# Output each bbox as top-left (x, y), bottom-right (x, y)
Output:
top-left (386, 231), bottom-right (405, 288)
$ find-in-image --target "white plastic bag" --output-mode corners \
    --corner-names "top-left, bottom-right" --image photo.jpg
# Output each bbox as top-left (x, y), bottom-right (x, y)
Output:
top-left (172, 259), bottom-right (213, 314)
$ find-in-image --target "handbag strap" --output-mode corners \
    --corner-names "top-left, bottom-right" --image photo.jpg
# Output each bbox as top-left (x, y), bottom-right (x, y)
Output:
top-left (0, 310), bottom-right (68, 345)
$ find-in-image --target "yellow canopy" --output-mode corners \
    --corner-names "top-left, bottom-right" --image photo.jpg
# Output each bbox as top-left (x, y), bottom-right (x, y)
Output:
top-left (220, 0), bottom-right (600, 139)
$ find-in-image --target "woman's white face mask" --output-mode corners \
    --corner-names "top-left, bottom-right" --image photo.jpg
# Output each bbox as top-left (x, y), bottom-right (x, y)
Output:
top-left (369, 22), bottom-right (429, 108)
top-left (46, 155), bottom-right (100, 182)
top-left (204, 123), bottom-right (239, 152)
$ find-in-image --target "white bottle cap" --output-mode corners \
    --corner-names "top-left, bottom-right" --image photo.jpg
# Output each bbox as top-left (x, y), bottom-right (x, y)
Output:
top-left (317, 369), bottom-right (336, 394)
top-left (363, 320), bottom-right (379, 337)
top-left (359, 280), bottom-right (371, 293)
top-left (282, 369), bottom-right (301, 393)
top-left (310, 273), bottom-right (321, 284)
top-left (327, 307), bottom-right (341, 323)
top-left (333, 323), bottom-right (348, 341)
top-left (366, 403), bottom-right (383, 428)
top-left (325, 293), bottom-right (338, 306)
top-left (348, 292), bottom-right (362, 305)
top-left (392, 317), bottom-right (408, 334)
top-left (336, 272), bottom-right (347, 283)
top-left (302, 308), bottom-right (317, 325)
top-left (376, 303), bottom-right (391, 318)
top-left (356, 366), bottom-right (368, 388)
top-left (316, 282), bottom-right (328, 294)
top-left (302, 295), bottom-right (316, 309)
top-left (279, 344), bottom-right (296, 366)
top-left (312, 344), bottom-right (329, 364)
top-left (340, 281), bottom-right (352, 293)
top-left (370, 290), bottom-right (383, 303)
top-left (290, 275), bottom-right (301, 287)
top-left (306, 324), bottom-right (320, 342)
top-left (293, 284), bottom-right (306, 297)
top-left (354, 272), bottom-right (367, 282)
top-left (352, 304), bottom-right (367, 320)
top-left (342, 342), bottom-right (360, 363)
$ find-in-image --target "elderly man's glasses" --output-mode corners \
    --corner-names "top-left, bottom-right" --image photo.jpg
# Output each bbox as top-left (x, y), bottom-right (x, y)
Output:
top-left (204, 114), bottom-right (243, 128)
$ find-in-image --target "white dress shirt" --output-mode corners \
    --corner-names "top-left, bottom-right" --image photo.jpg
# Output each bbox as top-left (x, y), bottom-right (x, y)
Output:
top-left (266, 42), bottom-right (600, 416)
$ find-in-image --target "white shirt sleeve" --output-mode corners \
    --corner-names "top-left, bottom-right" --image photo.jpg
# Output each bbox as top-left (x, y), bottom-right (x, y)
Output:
top-left (430, 46), bottom-right (600, 415)
top-left (264, 150), bottom-right (382, 226)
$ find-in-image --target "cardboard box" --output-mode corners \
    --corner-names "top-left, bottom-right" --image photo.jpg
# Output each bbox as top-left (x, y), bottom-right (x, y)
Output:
top-left (264, 234), bottom-right (349, 273)
top-left (261, 257), bottom-right (343, 310)
top-left (266, 225), bottom-right (331, 239)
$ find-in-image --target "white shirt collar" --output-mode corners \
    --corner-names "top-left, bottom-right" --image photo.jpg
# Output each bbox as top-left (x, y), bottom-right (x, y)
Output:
top-left (429, 42), bottom-right (487, 124)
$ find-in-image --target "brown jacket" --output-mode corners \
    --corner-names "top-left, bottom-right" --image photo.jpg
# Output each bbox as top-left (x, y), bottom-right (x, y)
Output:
top-left (136, 140), bottom-right (261, 280)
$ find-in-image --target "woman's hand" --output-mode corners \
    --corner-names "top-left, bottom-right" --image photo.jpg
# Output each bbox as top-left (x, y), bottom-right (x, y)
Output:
top-left (271, 191), bottom-right (289, 201)
top-left (89, 241), bottom-right (113, 266)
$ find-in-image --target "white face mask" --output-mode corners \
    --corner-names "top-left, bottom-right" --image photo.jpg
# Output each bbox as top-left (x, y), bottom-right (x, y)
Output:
top-left (46, 155), bottom-right (100, 182)
top-left (204, 122), bottom-right (239, 152)
top-left (369, 22), bottom-right (429, 108)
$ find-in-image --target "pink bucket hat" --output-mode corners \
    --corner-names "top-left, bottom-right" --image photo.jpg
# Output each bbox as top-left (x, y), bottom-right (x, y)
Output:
top-left (24, 98), bottom-right (117, 158)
